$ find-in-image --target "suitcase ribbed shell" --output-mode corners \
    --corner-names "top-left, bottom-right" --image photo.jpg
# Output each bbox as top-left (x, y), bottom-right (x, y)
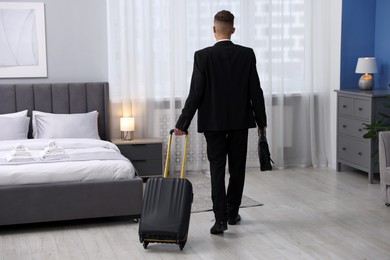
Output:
top-left (139, 177), bottom-right (193, 244)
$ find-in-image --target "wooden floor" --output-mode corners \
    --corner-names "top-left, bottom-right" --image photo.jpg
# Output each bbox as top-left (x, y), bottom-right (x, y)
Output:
top-left (1, 167), bottom-right (390, 259)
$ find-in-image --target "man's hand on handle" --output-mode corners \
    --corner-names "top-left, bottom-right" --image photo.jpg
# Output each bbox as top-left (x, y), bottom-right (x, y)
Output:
top-left (174, 128), bottom-right (186, 136)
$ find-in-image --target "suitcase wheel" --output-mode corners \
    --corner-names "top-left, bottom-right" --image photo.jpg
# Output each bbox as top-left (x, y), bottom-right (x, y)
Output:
top-left (143, 241), bottom-right (149, 249)
top-left (179, 242), bottom-right (185, 251)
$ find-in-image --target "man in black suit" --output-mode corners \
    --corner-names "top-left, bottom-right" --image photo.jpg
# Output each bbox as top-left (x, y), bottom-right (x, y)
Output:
top-left (175, 10), bottom-right (267, 235)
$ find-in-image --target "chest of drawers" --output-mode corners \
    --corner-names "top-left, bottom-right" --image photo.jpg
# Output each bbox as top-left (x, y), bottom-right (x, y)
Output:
top-left (336, 89), bottom-right (390, 183)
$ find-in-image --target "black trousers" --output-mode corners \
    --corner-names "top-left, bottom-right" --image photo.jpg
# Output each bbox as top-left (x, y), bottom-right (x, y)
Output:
top-left (204, 129), bottom-right (248, 222)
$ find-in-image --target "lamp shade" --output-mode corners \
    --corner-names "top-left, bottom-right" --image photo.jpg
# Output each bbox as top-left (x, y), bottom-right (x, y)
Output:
top-left (355, 57), bottom-right (377, 74)
top-left (120, 117), bottom-right (135, 131)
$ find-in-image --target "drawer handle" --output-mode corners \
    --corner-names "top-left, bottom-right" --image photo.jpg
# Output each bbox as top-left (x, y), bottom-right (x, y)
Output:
top-left (342, 147), bottom-right (346, 151)
top-left (358, 152), bottom-right (362, 156)
top-left (342, 105), bottom-right (347, 108)
top-left (358, 129), bottom-right (362, 132)
top-left (358, 108), bottom-right (363, 111)
top-left (342, 125), bottom-right (347, 128)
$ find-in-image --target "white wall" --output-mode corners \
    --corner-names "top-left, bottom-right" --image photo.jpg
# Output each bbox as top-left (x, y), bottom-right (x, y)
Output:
top-left (0, 0), bottom-right (108, 84)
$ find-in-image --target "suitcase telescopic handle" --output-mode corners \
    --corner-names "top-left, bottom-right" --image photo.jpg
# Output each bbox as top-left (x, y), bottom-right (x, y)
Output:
top-left (164, 129), bottom-right (188, 179)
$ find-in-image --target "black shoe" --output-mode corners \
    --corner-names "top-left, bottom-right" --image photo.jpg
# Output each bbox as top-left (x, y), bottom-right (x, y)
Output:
top-left (210, 221), bottom-right (228, 235)
top-left (228, 214), bottom-right (241, 225)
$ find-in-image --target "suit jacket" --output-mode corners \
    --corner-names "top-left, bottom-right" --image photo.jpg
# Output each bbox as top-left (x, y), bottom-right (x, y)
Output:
top-left (176, 40), bottom-right (267, 133)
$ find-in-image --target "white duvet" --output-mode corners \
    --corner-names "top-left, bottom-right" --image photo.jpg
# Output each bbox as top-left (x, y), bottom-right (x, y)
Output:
top-left (0, 139), bottom-right (136, 185)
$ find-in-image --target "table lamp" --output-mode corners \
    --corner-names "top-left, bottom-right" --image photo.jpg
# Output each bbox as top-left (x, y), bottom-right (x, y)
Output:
top-left (355, 57), bottom-right (377, 90)
top-left (120, 117), bottom-right (135, 140)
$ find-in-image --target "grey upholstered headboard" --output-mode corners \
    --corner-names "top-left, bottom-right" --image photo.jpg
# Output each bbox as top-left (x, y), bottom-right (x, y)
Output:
top-left (0, 82), bottom-right (109, 140)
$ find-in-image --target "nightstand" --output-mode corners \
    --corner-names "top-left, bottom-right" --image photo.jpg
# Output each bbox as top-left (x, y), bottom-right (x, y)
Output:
top-left (112, 139), bottom-right (163, 178)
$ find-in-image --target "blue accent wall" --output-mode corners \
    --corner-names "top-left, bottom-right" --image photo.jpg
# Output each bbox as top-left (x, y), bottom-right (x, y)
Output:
top-left (375, 0), bottom-right (390, 89)
top-left (340, 0), bottom-right (376, 89)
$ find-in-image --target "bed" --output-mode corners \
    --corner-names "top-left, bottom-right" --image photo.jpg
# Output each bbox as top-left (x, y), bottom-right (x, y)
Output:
top-left (0, 82), bottom-right (143, 226)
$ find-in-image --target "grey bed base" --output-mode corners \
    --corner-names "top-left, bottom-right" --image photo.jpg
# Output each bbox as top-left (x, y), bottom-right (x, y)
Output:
top-left (0, 83), bottom-right (143, 226)
top-left (0, 179), bottom-right (143, 226)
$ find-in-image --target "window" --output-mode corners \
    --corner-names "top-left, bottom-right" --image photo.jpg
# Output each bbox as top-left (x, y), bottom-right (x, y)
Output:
top-left (108, 0), bottom-right (306, 99)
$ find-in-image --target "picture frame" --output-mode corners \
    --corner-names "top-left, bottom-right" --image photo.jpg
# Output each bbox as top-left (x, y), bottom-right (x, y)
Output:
top-left (0, 2), bottom-right (47, 78)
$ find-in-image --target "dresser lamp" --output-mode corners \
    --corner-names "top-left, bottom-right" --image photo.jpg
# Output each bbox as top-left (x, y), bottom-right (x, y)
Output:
top-left (120, 117), bottom-right (135, 140)
top-left (355, 57), bottom-right (377, 90)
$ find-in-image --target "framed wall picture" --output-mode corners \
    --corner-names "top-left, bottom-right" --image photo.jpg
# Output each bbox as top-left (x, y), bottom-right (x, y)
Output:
top-left (0, 2), bottom-right (47, 78)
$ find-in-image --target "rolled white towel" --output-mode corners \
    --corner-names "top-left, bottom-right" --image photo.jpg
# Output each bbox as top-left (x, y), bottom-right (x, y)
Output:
top-left (14, 143), bottom-right (26, 152)
top-left (39, 151), bottom-right (69, 161)
top-left (43, 146), bottom-right (64, 155)
top-left (7, 143), bottom-right (33, 162)
top-left (10, 143), bottom-right (31, 157)
top-left (48, 140), bottom-right (57, 148)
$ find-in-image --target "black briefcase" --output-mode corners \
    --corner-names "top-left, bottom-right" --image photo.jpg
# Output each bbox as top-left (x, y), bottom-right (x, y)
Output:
top-left (258, 130), bottom-right (274, 171)
top-left (139, 130), bottom-right (193, 250)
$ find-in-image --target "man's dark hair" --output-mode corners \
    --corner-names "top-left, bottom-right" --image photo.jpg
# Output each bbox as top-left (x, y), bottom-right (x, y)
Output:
top-left (214, 10), bottom-right (234, 27)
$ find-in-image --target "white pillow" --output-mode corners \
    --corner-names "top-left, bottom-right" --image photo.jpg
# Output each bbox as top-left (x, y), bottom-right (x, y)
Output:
top-left (0, 117), bottom-right (30, 140)
top-left (32, 111), bottom-right (100, 139)
top-left (0, 110), bottom-right (28, 117)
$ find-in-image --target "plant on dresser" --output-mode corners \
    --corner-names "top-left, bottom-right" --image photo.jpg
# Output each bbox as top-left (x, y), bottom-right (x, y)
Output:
top-left (363, 95), bottom-right (390, 139)
top-left (363, 95), bottom-right (390, 159)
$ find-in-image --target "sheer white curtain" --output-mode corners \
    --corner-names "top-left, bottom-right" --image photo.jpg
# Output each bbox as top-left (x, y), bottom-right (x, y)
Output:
top-left (107, 0), bottom-right (335, 172)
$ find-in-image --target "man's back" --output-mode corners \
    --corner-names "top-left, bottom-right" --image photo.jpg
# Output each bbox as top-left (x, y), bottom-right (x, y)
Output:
top-left (175, 10), bottom-right (266, 134)
top-left (193, 41), bottom-right (266, 132)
